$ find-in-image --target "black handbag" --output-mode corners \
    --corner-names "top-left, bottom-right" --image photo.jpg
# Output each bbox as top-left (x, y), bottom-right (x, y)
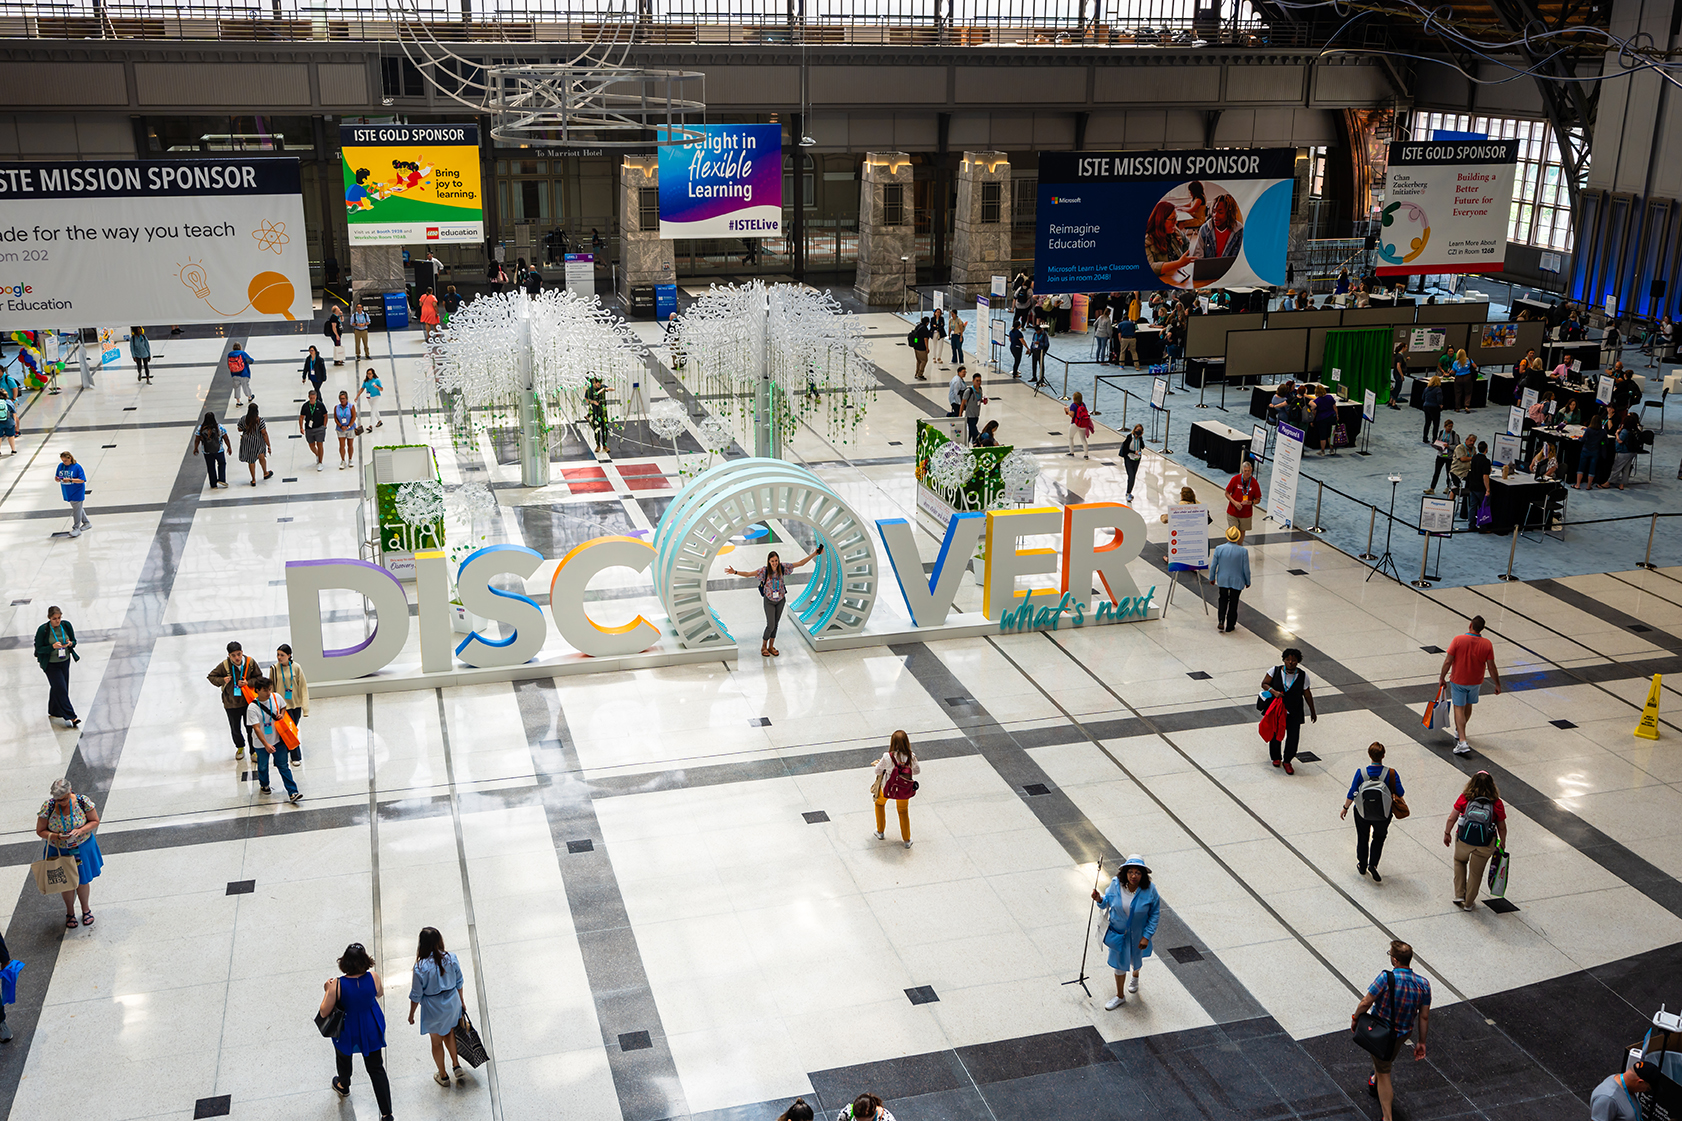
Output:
top-left (315, 1001), bottom-right (345, 1040)
top-left (454, 1012), bottom-right (489, 1068)
top-left (1352, 970), bottom-right (1399, 1060)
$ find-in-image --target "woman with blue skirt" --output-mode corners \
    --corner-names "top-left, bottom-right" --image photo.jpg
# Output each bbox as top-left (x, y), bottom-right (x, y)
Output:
top-left (35, 777), bottom-right (103, 929)
top-left (408, 926), bottom-right (468, 1086)
top-left (1091, 854), bottom-right (1160, 1010)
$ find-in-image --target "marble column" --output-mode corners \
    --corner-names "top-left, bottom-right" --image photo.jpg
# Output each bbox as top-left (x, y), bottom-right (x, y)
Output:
top-left (950, 152), bottom-right (1012, 290)
top-left (854, 152), bottom-right (916, 307)
top-left (618, 156), bottom-right (677, 317)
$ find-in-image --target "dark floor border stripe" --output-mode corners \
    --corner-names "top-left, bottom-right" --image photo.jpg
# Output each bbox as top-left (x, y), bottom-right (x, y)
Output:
top-left (1141, 535), bottom-right (1682, 920)
top-left (888, 640), bottom-right (1269, 1026)
top-left (0, 337), bottom-right (235, 1116)
top-left (1530, 576), bottom-right (1682, 658)
top-left (513, 678), bottom-right (690, 1121)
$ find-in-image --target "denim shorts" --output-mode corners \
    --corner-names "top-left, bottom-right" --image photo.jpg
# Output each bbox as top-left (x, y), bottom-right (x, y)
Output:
top-left (1451, 682), bottom-right (1481, 706)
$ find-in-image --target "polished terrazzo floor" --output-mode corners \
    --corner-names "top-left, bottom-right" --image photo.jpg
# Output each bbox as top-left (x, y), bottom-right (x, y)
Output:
top-left (0, 311), bottom-right (1677, 1121)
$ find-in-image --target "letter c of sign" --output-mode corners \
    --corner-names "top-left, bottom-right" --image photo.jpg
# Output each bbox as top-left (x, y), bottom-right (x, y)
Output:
top-left (549, 536), bottom-right (662, 657)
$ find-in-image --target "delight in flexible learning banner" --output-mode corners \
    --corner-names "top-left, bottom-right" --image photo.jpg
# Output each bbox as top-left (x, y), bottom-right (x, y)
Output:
top-left (1376, 140), bottom-right (1518, 276)
top-left (0, 157), bottom-right (310, 330)
top-left (657, 124), bottom-right (783, 239)
top-left (1034, 149), bottom-right (1295, 294)
top-left (340, 124), bottom-right (484, 244)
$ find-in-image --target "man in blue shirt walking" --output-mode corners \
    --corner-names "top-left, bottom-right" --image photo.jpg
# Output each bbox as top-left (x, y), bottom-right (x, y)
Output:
top-left (1351, 940), bottom-right (1430, 1121)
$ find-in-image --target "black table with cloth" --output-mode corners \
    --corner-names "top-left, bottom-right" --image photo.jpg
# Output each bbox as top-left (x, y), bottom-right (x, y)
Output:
top-left (1189, 420), bottom-right (1254, 473)
top-left (1489, 371), bottom-right (1516, 406)
top-left (1409, 375), bottom-right (1488, 410)
top-left (1521, 425), bottom-right (1616, 485)
top-left (1544, 340), bottom-right (1600, 373)
top-left (1186, 357), bottom-right (1227, 388)
top-left (1486, 476), bottom-right (1561, 532)
top-left (1133, 326), bottom-right (1165, 366)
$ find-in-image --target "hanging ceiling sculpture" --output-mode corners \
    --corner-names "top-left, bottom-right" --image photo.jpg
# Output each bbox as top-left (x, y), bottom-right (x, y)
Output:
top-left (384, 0), bottom-right (706, 147)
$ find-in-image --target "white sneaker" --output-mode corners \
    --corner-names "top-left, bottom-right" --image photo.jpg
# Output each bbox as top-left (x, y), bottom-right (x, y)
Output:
top-left (316, 461), bottom-right (324, 472)
top-left (873, 831), bottom-right (884, 840)
top-left (1453, 742), bottom-right (1472, 756)
top-left (1127, 974), bottom-right (1139, 993)
top-left (1105, 995), bottom-right (1125, 1010)
top-left (903, 840), bottom-right (913, 849)
top-left (68, 527), bottom-right (81, 538)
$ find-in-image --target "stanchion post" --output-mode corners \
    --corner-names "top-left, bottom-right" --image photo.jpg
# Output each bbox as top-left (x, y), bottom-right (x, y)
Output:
top-left (1358, 505), bottom-right (1378, 560)
top-left (1091, 372), bottom-right (1101, 415)
top-left (1196, 372), bottom-right (1209, 409)
top-left (1637, 512), bottom-right (1659, 569)
top-left (1497, 523), bottom-right (1521, 582)
top-left (1162, 408), bottom-right (1173, 454)
top-left (1120, 391), bottom-right (1128, 431)
top-left (1307, 479), bottom-right (1325, 534)
top-left (1411, 537), bottom-right (1435, 588)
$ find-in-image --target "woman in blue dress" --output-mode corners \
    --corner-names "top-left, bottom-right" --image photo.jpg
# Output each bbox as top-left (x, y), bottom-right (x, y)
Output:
top-left (321, 942), bottom-right (393, 1121)
top-left (35, 777), bottom-right (102, 929)
top-left (1090, 854), bottom-right (1160, 1010)
top-left (408, 926), bottom-right (468, 1085)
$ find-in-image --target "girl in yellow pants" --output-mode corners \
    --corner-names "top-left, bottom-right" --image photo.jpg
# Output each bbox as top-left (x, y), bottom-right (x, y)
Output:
top-left (873, 731), bottom-right (921, 848)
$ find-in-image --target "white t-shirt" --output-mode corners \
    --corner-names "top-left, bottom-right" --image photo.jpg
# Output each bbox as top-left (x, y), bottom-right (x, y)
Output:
top-left (245, 700), bottom-right (276, 747)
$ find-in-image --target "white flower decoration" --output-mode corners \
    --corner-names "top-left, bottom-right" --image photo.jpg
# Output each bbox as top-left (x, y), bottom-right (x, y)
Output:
top-left (394, 480), bottom-right (446, 527)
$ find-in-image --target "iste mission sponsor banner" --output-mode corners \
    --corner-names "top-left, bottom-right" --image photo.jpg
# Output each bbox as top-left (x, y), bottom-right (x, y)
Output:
top-left (340, 124), bottom-right (484, 244)
top-left (0, 158), bottom-right (310, 330)
top-left (1377, 140), bottom-right (1518, 276)
top-left (657, 124), bottom-right (782, 239)
top-left (1034, 149), bottom-right (1295, 294)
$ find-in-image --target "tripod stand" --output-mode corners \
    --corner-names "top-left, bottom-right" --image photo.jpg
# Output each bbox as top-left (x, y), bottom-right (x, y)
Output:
top-left (1062, 856), bottom-right (1106, 999)
top-left (1366, 476), bottom-right (1403, 583)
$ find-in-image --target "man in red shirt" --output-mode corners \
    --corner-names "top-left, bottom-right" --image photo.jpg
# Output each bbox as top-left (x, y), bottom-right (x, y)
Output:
top-left (1437, 616), bottom-right (1500, 756)
top-left (1225, 460), bottom-right (1262, 531)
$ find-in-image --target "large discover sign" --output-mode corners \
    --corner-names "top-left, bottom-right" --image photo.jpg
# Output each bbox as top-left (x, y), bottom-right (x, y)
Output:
top-left (0, 157), bottom-right (310, 330)
top-left (1377, 140), bottom-right (1518, 276)
top-left (1034, 148), bottom-right (1295, 294)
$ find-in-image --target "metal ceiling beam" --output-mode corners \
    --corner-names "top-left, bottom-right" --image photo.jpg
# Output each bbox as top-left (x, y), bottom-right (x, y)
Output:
top-left (1479, 0), bottom-right (1593, 210)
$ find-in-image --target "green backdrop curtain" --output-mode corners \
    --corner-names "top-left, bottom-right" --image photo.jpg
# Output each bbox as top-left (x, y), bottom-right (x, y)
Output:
top-left (1320, 327), bottom-right (1395, 405)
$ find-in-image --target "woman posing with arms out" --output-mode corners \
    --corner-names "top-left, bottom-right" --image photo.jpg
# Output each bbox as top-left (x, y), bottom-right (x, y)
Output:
top-left (724, 545), bottom-right (821, 658)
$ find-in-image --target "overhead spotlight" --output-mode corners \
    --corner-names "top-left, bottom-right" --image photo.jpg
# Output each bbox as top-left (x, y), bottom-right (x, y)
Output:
top-left (381, 96), bottom-right (395, 107)
top-left (799, 135), bottom-right (816, 147)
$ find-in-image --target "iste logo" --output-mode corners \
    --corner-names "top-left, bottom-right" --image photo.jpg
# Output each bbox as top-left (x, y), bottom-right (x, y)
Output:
top-left (0, 283), bottom-right (31, 297)
top-left (1050, 196), bottom-right (1082, 205)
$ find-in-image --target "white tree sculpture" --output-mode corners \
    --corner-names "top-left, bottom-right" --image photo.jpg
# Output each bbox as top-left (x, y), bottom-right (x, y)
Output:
top-left (431, 289), bottom-right (644, 448)
top-left (669, 281), bottom-right (874, 454)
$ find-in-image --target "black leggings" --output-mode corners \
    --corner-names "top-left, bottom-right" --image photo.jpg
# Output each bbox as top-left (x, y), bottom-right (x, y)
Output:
top-left (336, 1049), bottom-right (393, 1116)
top-left (1422, 407), bottom-right (1441, 442)
top-left (1429, 455), bottom-right (1449, 490)
top-left (1124, 457), bottom-right (1140, 495)
top-left (1355, 813), bottom-right (1391, 871)
top-left (1269, 722), bottom-right (1301, 763)
top-left (762, 597), bottom-right (786, 642)
top-left (204, 453), bottom-right (226, 487)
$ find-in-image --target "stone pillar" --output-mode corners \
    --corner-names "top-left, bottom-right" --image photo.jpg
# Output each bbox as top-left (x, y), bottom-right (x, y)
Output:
top-left (950, 152), bottom-right (1012, 290)
top-left (618, 156), bottom-right (676, 318)
top-left (854, 152), bottom-right (916, 307)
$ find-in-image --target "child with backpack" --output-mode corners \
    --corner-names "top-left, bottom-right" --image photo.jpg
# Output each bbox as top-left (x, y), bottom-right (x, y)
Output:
top-left (1443, 770), bottom-right (1506, 910)
top-left (226, 344), bottom-right (256, 404)
top-left (1340, 743), bottom-right (1408, 882)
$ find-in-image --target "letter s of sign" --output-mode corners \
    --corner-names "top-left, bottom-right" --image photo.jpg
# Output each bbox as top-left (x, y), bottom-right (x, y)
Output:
top-left (455, 544), bottom-right (548, 669)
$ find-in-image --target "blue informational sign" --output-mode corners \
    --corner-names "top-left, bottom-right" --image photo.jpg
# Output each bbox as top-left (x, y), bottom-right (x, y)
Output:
top-left (657, 123), bottom-right (783, 239)
top-left (1034, 149), bottom-right (1295, 294)
top-left (383, 290), bottom-right (409, 330)
top-left (655, 283), bottom-right (678, 322)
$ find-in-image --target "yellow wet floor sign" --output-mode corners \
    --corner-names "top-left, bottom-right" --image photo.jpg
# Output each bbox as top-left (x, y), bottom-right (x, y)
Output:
top-left (1635, 673), bottom-right (1662, 741)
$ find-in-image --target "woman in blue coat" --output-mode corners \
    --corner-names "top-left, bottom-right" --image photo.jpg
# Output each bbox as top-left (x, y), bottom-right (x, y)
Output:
top-left (1090, 854), bottom-right (1160, 1009)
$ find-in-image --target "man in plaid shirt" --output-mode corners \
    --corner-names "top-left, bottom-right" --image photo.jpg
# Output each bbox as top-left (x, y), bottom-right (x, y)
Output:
top-left (1351, 940), bottom-right (1431, 1121)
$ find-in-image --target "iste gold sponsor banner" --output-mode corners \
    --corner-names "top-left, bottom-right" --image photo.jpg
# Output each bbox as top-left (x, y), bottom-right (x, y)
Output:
top-left (0, 158), bottom-right (310, 330)
top-left (1377, 140), bottom-right (1518, 276)
top-left (340, 124), bottom-right (484, 244)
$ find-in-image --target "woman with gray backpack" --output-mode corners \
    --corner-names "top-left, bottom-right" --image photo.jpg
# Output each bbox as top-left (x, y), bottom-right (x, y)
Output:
top-left (1339, 743), bottom-right (1408, 883)
top-left (1443, 770), bottom-right (1507, 910)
